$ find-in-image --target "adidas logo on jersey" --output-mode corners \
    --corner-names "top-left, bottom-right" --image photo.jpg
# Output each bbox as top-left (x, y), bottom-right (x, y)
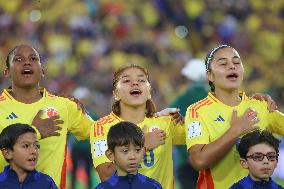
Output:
top-left (214, 115), bottom-right (225, 122)
top-left (6, 112), bottom-right (18, 120)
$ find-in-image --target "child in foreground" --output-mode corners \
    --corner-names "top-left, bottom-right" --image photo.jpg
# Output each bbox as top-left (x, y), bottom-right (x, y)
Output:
top-left (230, 130), bottom-right (283, 189)
top-left (0, 123), bottom-right (57, 189)
top-left (95, 121), bottom-right (162, 189)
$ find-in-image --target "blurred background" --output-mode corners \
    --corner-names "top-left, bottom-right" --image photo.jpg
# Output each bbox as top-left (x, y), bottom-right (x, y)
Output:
top-left (0, 0), bottom-right (283, 188)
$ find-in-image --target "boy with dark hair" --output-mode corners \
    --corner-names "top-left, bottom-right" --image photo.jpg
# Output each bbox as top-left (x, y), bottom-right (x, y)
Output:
top-left (95, 121), bottom-right (163, 189)
top-left (0, 123), bottom-right (57, 189)
top-left (230, 130), bottom-right (283, 189)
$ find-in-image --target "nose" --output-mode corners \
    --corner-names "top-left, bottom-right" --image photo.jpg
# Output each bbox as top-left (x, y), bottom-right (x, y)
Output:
top-left (131, 81), bottom-right (139, 86)
top-left (228, 61), bottom-right (236, 70)
top-left (128, 151), bottom-right (136, 159)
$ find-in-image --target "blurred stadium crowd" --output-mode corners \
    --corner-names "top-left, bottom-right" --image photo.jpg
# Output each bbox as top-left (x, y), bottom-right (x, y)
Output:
top-left (0, 0), bottom-right (283, 188)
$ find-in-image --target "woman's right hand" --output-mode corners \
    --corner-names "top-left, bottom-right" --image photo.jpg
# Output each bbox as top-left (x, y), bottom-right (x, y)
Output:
top-left (229, 109), bottom-right (260, 136)
top-left (143, 125), bottom-right (166, 151)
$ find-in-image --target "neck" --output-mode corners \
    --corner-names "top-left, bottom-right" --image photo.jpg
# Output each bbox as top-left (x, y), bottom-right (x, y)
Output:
top-left (249, 174), bottom-right (269, 182)
top-left (9, 85), bottom-right (42, 103)
top-left (11, 165), bottom-right (28, 182)
top-left (119, 103), bottom-right (146, 124)
top-left (214, 89), bottom-right (241, 106)
top-left (116, 169), bottom-right (138, 176)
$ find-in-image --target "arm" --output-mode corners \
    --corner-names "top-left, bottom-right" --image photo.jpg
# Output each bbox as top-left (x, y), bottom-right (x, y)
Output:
top-left (188, 109), bottom-right (259, 170)
top-left (67, 99), bottom-right (94, 140)
top-left (96, 162), bottom-right (116, 181)
top-left (267, 110), bottom-right (284, 135)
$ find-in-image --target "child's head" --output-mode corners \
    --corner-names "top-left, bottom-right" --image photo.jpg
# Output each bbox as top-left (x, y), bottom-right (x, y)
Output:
top-left (106, 121), bottom-right (145, 176)
top-left (238, 130), bottom-right (280, 181)
top-left (0, 123), bottom-right (40, 172)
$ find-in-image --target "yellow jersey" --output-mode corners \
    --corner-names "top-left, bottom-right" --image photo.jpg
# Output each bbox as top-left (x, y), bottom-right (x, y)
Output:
top-left (90, 112), bottom-right (185, 189)
top-left (185, 92), bottom-right (284, 189)
top-left (0, 88), bottom-right (94, 189)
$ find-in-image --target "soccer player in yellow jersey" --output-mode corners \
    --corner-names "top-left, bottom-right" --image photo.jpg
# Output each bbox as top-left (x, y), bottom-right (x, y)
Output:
top-left (185, 45), bottom-right (284, 189)
top-left (90, 64), bottom-right (185, 189)
top-left (0, 45), bottom-right (94, 189)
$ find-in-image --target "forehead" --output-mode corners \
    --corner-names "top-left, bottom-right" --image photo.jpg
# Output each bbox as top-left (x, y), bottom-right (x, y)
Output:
top-left (16, 132), bottom-right (37, 143)
top-left (119, 67), bottom-right (147, 78)
top-left (13, 45), bottom-right (39, 57)
top-left (213, 47), bottom-right (240, 59)
top-left (248, 143), bottom-right (276, 153)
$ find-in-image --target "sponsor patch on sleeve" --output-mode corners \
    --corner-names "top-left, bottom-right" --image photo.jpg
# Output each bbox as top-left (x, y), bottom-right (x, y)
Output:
top-left (94, 139), bottom-right (107, 157)
top-left (187, 121), bottom-right (201, 139)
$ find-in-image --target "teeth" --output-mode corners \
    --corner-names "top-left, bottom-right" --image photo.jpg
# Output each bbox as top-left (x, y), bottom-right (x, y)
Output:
top-left (131, 89), bottom-right (141, 94)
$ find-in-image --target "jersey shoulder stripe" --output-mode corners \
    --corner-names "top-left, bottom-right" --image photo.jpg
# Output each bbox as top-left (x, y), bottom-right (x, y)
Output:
top-left (94, 113), bottom-right (120, 137)
top-left (190, 97), bottom-right (214, 118)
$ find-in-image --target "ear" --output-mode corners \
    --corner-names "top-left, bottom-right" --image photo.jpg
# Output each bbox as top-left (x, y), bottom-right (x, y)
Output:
top-left (240, 158), bottom-right (249, 169)
top-left (206, 71), bottom-right (213, 83)
top-left (105, 149), bottom-right (115, 162)
top-left (113, 90), bottom-right (120, 101)
top-left (41, 68), bottom-right (45, 78)
top-left (3, 68), bottom-right (10, 78)
top-left (1, 148), bottom-right (12, 161)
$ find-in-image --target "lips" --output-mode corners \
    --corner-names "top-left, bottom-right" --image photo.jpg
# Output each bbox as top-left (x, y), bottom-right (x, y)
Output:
top-left (21, 69), bottom-right (34, 75)
top-left (27, 157), bottom-right (37, 166)
top-left (226, 73), bottom-right (238, 80)
top-left (130, 89), bottom-right (142, 96)
top-left (128, 163), bottom-right (138, 168)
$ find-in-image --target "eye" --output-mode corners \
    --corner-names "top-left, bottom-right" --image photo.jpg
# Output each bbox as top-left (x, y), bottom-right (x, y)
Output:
top-left (252, 154), bottom-right (263, 161)
top-left (30, 56), bottom-right (39, 61)
top-left (138, 79), bottom-right (146, 82)
top-left (14, 57), bottom-right (22, 62)
top-left (122, 79), bottom-right (130, 83)
top-left (136, 148), bottom-right (142, 152)
top-left (22, 144), bottom-right (29, 148)
top-left (122, 149), bottom-right (128, 153)
top-left (36, 144), bottom-right (40, 150)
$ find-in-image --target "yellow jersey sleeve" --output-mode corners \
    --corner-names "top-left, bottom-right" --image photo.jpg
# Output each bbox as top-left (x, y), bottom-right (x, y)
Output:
top-left (90, 113), bottom-right (120, 168)
top-left (90, 121), bottom-right (111, 168)
top-left (185, 105), bottom-right (210, 149)
top-left (267, 110), bottom-right (284, 135)
top-left (65, 98), bottom-right (94, 140)
top-left (171, 121), bottom-right (185, 145)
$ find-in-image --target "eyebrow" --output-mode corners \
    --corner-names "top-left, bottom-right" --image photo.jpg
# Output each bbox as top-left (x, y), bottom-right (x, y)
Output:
top-left (13, 53), bottom-right (39, 57)
top-left (216, 56), bottom-right (240, 63)
top-left (121, 74), bottom-right (146, 78)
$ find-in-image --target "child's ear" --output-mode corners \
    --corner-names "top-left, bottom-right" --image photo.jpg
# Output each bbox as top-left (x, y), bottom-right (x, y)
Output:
top-left (1, 148), bottom-right (12, 161)
top-left (240, 158), bottom-right (249, 169)
top-left (3, 68), bottom-right (10, 78)
top-left (105, 149), bottom-right (115, 162)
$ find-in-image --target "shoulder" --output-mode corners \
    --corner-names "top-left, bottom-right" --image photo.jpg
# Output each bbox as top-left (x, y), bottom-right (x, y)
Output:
top-left (34, 171), bottom-right (57, 188)
top-left (188, 96), bottom-right (214, 111)
top-left (0, 171), bottom-right (7, 182)
top-left (95, 182), bottom-right (108, 189)
top-left (96, 113), bottom-right (120, 126)
top-left (270, 179), bottom-right (284, 189)
top-left (137, 174), bottom-right (162, 188)
top-left (186, 96), bottom-right (215, 119)
top-left (229, 182), bottom-right (245, 189)
top-left (0, 89), bottom-right (12, 104)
